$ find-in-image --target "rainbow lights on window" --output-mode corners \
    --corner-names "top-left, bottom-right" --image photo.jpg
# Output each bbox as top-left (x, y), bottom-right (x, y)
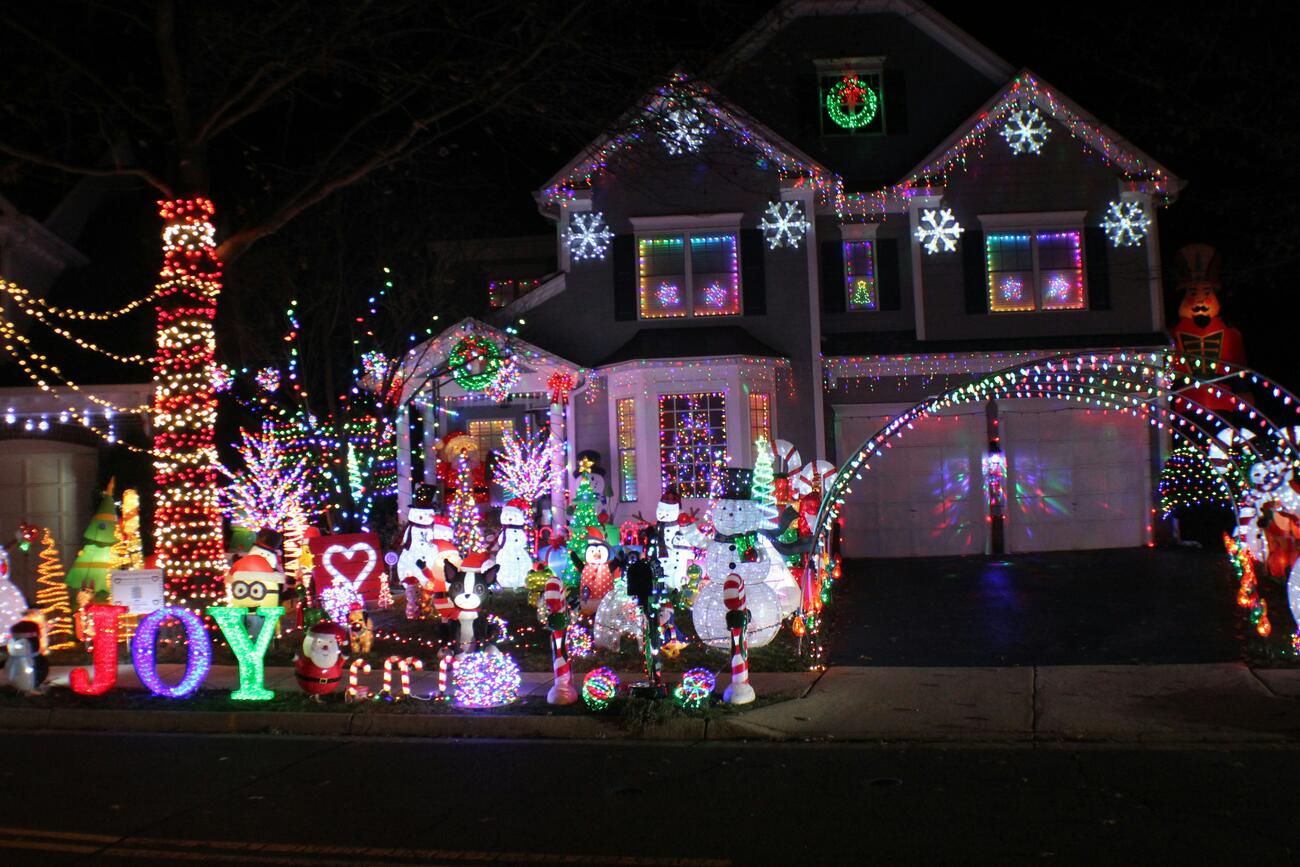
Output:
top-left (748, 392), bottom-right (772, 445)
top-left (617, 398), bottom-right (637, 502)
top-left (843, 241), bottom-right (877, 311)
top-left (987, 231), bottom-right (1085, 312)
top-left (638, 233), bottom-right (740, 319)
top-left (659, 392), bottom-right (727, 498)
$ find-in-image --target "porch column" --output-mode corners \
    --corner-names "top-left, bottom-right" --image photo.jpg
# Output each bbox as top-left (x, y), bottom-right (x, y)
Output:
top-left (549, 395), bottom-right (567, 529)
top-left (396, 402), bottom-right (412, 519)
top-left (421, 400), bottom-right (439, 484)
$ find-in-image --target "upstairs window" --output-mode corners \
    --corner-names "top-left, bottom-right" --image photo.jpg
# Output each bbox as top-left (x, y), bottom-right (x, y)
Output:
top-left (987, 230), bottom-right (1086, 312)
top-left (659, 392), bottom-right (727, 497)
top-left (488, 277), bottom-right (541, 310)
top-left (638, 233), bottom-right (740, 319)
top-left (843, 241), bottom-right (877, 311)
top-left (748, 392), bottom-right (772, 444)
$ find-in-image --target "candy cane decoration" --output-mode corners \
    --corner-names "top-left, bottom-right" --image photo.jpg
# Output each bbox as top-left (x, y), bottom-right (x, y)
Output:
top-left (773, 439), bottom-right (801, 475)
top-left (379, 655), bottom-right (422, 700)
top-left (346, 659), bottom-right (371, 703)
top-left (437, 653), bottom-right (453, 700)
top-left (543, 575), bottom-right (578, 705)
top-left (722, 573), bottom-right (755, 705)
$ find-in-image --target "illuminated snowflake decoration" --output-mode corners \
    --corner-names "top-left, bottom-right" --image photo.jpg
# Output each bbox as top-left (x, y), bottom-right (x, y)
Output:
top-left (1001, 107), bottom-right (1051, 155)
top-left (564, 211), bottom-right (614, 261)
top-left (656, 281), bottom-right (682, 308)
top-left (659, 108), bottom-right (709, 156)
top-left (913, 208), bottom-right (964, 254)
top-left (702, 281), bottom-right (728, 308)
top-left (758, 200), bottom-right (810, 249)
top-left (1101, 200), bottom-right (1152, 247)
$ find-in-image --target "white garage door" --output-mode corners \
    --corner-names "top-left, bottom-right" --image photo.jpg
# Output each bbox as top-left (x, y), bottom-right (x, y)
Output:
top-left (1001, 400), bottom-right (1151, 552)
top-left (832, 404), bottom-right (987, 558)
top-left (0, 440), bottom-right (98, 599)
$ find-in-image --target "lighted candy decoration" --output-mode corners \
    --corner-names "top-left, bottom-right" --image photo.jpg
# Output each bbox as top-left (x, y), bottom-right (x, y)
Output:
top-left (790, 460), bottom-right (836, 498)
top-left (673, 668), bottom-right (716, 709)
top-left (436, 653), bottom-right (452, 700)
top-left (593, 580), bottom-right (644, 650)
top-left (453, 649), bottom-right (522, 708)
top-left (131, 606), bottom-right (212, 699)
top-left (69, 604), bottom-right (128, 696)
top-left (207, 605), bottom-right (284, 701)
top-left (772, 440), bottom-right (801, 475)
top-left (379, 655), bottom-right (422, 700)
top-left (566, 621), bottom-right (594, 658)
top-left (582, 666), bottom-right (620, 711)
top-left (544, 575), bottom-right (578, 705)
top-left (691, 576), bottom-right (781, 650)
top-left (721, 574), bottom-right (755, 706)
top-left (346, 659), bottom-right (372, 702)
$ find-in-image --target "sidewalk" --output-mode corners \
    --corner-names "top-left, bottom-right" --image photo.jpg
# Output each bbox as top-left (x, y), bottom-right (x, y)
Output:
top-left (3, 662), bottom-right (1300, 743)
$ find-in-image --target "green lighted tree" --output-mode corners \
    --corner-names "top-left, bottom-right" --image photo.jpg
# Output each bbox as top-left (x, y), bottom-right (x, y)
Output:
top-left (567, 475), bottom-right (601, 560)
top-left (752, 437), bottom-right (778, 530)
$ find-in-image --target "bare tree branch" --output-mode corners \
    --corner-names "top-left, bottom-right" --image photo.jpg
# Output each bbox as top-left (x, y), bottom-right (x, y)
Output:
top-left (0, 139), bottom-right (174, 195)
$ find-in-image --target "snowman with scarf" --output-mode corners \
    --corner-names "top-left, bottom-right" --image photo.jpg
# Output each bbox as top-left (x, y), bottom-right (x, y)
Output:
top-left (493, 497), bottom-right (532, 591)
top-left (684, 467), bottom-right (801, 616)
top-left (652, 486), bottom-right (694, 591)
top-left (397, 484), bottom-right (442, 586)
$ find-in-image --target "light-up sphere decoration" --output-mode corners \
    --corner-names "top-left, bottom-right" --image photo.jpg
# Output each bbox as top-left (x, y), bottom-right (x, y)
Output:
top-left (673, 668), bottom-right (716, 709)
top-left (582, 666), bottom-right (620, 711)
top-left (452, 650), bottom-right (522, 709)
top-left (691, 578), bottom-right (781, 649)
top-left (131, 606), bottom-right (213, 699)
top-left (566, 621), bottom-right (594, 658)
top-left (594, 587), bottom-right (644, 650)
top-left (255, 366), bottom-right (280, 393)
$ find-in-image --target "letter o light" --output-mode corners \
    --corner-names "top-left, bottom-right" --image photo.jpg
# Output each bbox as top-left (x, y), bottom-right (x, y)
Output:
top-left (131, 606), bottom-right (213, 698)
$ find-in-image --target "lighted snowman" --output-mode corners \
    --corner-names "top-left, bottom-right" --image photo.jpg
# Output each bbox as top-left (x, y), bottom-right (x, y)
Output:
top-left (653, 486), bottom-right (693, 591)
top-left (397, 484), bottom-right (442, 586)
top-left (685, 468), bottom-right (800, 616)
top-left (493, 497), bottom-right (532, 590)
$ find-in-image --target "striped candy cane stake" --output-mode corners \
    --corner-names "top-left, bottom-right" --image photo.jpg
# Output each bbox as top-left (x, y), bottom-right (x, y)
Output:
top-left (346, 659), bottom-right (371, 703)
top-left (544, 575), bottom-right (578, 705)
top-left (437, 653), bottom-right (453, 700)
top-left (722, 573), bottom-right (755, 705)
top-left (401, 657), bottom-right (423, 698)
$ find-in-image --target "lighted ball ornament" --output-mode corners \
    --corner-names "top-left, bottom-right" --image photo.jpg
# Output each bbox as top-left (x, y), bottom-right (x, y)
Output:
top-left (673, 668), bottom-right (716, 710)
top-left (582, 666), bottom-right (620, 711)
top-left (452, 650), bottom-right (522, 709)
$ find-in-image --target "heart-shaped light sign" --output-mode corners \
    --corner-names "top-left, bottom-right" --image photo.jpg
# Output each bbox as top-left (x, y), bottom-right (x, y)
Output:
top-left (309, 532), bottom-right (383, 603)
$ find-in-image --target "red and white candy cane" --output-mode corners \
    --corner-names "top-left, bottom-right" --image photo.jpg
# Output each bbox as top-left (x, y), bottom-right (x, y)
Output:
top-left (437, 653), bottom-right (453, 700)
top-left (346, 659), bottom-right (371, 703)
top-left (722, 573), bottom-right (756, 705)
top-left (380, 655), bottom-right (422, 700)
top-left (544, 575), bottom-right (578, 705)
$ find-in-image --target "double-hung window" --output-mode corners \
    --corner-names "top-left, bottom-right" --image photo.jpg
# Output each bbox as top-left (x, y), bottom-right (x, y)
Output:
top-left (982, 213), bottom-right (1087, 312)
top-left (616, 398), bottom-right (637, 502)
top-left (843, 240), bottom-right (877, 311)
top-left (638, 232), bottom-right (741, 319)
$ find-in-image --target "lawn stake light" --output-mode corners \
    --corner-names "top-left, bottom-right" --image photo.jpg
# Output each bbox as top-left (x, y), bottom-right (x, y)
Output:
top-left (722, 573), bottom-right (755, 705)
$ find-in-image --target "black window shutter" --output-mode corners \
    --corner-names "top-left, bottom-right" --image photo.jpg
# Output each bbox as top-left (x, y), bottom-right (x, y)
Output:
top-left (821, 239), bottom-right (845, 314)
top-left (962, 229), bottom-right (988, 314)
top-left (876, 238), bottom-right (901, 311)
top-left (1085, 227), bottom-right (1111, 310)
top-left (740, 228), bottom-right (766, 316)
top-left (883, 69), bottom-right (908, 136)
top-left (612, 234), bottom-right (636, 321)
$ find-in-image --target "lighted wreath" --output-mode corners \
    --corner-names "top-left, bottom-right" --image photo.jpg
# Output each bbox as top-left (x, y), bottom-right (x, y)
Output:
top-left (448, 336), bottom-right (502, 391)
top-left (825, 75), bottom-right (878, 129)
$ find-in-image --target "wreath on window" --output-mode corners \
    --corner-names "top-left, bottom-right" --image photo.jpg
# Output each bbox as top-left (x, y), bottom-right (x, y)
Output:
top-left (448, 336), bottom-right (502, 392)
top-left (825, 75), bottom-right (878, 129)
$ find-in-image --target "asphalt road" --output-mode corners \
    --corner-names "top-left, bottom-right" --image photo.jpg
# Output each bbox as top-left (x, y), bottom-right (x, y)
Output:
top-left (825, 546), bottom-right (1245, 666)
top-left (2, 732), bottom-right (1299, 865)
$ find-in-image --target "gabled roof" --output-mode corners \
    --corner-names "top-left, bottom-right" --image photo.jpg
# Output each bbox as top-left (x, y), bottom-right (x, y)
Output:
top-left (537, 75), bottom-right (841, 216)
top-left (708, 0), bottom-right (1013, 84)
top-left (842, 70), bottom-right (1185, 217)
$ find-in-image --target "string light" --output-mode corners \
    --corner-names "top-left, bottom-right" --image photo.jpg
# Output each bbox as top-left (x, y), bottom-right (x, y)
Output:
top-left (69, 604), bottom-right (127, 696)
top-left (581, 666), bottom-right (619, 711)
top-left (131, 607), bottom-right (212, 698)
top-left (207, 605), bottom-right (282, 700)
top-left (453, 651), bottom-right (522, 708)
top-left (33, 529), bottom-right (76, 650)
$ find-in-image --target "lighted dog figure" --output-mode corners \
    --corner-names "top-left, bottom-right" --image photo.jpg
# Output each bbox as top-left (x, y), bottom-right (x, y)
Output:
top-left (438, 554), bottom-right (499, 655)
top-left (225, 555), bottom-right (286, 609)
top-left (346, 604), bottom-right (374, 656)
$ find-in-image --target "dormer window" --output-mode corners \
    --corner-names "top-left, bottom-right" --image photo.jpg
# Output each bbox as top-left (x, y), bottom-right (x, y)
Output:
top-left (817, 58), bottom-right (886, 136)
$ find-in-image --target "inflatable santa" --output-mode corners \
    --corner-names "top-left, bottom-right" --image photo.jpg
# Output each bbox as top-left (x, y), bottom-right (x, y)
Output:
top-left (294, 622), bottom-right (346, 698)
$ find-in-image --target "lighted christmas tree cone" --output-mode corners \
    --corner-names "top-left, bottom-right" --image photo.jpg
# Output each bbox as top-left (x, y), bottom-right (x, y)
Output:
top-left (66, 488), bottom-right (120, 595)
top-left (722, 573), bottom-right (755, 705)
top-left (34, 529), bottom-right (75, 650)
top-left (543, 574), bottom-right (578, 705)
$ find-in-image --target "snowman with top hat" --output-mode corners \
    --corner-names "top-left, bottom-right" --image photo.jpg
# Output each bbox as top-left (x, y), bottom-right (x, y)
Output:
top-left (687, 467), bottom-right (800, 615)
top-left (652, 486), bottom-right (694, 591)
top-left (493, 497), bottom-right (532, 590)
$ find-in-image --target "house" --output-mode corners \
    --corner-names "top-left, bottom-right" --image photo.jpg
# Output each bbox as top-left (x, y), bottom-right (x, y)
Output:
top-left (400, 0), bottom-right (1181, 559)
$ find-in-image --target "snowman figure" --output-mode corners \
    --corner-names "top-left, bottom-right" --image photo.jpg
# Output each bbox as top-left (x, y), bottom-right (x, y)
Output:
top-left (685, 467), bottom-right (801, 616)
top-left (493, 498), bottom-right (533, 591)
top-left (1, 543), bottom-right (31, 644)
top-left (4, 620), bottom-right (48, 693)
top-left (652, 486), bottom-right (693, 591)
top-left (397, 484), bottom-right (442, 587)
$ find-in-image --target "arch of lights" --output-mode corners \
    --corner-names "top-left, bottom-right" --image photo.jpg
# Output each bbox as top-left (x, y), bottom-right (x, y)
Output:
top-left (807, 350), bottom-right (1300, 656)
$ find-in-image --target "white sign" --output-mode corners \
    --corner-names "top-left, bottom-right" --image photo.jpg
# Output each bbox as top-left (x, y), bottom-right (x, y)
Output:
top-left (110, 570), bottom-right (166, 615)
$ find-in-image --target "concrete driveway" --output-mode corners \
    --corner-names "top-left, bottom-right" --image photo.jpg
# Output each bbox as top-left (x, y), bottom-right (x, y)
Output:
top-left (824, 546), bottom-right (1245, 666)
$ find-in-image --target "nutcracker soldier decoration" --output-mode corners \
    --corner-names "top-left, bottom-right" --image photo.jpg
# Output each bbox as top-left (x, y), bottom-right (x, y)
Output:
top-left (1169, 244), bottom-right (1246, 413)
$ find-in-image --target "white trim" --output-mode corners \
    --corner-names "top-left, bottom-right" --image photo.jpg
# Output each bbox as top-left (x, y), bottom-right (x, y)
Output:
top-left (629, 212), bottom-right (744, 232)
top-left (488, 272), bottom-right (565, 322)
top-left (906, 193), bottom-right (943, 339)
top-left (978, 210), bottom-right (1087, 231)
top-left (839, 222), bottom-right (881, 242)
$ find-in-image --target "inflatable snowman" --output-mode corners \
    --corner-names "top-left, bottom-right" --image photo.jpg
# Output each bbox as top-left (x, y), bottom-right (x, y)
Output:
top-left (685, 467), bottom-right (800, 616)
top-left (494, 497), bottom-right (533, 590)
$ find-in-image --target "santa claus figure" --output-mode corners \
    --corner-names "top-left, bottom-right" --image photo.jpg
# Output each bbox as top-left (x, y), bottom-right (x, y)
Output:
top-left (494, 498), bottom-right (533, 590)
top-left (1170, 244), bottom-right (1246, 413)
top-left (294, 623), bottom-right (345, 698)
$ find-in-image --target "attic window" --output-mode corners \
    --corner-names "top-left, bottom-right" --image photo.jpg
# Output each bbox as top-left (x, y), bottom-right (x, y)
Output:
top-left (817, 57), bottom-right (886, 136)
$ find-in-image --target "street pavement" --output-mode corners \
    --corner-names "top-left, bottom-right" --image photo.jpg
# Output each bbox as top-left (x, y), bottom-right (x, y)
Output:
top-left (824, 546), bottom-right (1244, 666)
top-left (2, 732), bottom-right (1300, 865)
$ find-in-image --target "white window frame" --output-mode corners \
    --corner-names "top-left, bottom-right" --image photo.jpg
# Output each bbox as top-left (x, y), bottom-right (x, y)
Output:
top-left (631, 213), bottom-right (744, 321)
top-left (979, 211), bottom-right (1089, 314)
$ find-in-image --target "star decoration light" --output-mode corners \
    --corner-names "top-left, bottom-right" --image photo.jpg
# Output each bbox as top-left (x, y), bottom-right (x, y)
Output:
top-left (659, 108), bottom-right (708, 156)
top-left (1001, 107), bottom-right (1051, 155)
top-left (564, 211), bottom-right (614, 261)
top-left (914, 208), bottom-right (964, 254)
top-left (1101, 200), bottom-right (1152, 247)
top-left (758, 201), bottom-right (810, 249)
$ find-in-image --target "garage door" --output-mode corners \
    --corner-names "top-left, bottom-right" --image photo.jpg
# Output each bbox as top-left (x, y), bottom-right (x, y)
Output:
top-left (832, 403), bottom-right (987, 558)
top-left (1001, 400), bottom-right (1151, 552)
top-left (0, 440), bottom-right (98, 598)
